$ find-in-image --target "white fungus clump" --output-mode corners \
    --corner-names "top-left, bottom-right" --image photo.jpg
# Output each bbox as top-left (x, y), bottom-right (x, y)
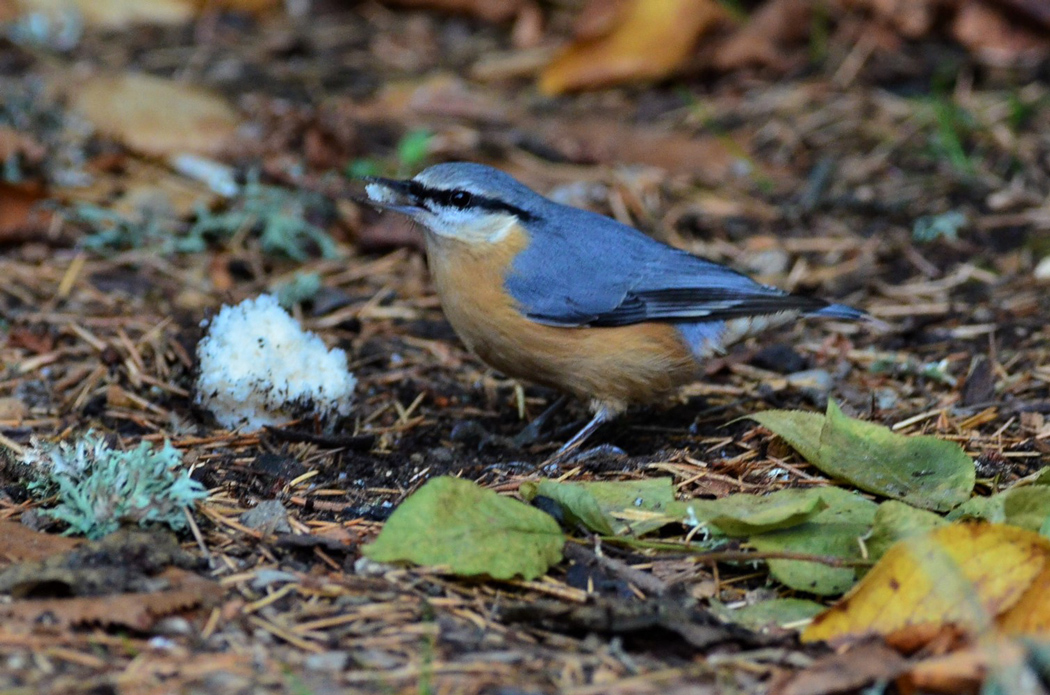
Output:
top-left (195, 294), bottom-right (356, 431)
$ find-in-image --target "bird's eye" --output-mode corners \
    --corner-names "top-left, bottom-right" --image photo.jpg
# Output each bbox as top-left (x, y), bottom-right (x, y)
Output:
top-left (448, 191), bottom-right (472, 208)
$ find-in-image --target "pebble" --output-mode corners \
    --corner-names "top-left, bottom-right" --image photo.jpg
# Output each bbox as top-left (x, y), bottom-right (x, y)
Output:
top-left (304, 651), bottom-right (350, 672)
top-left (239, 499), bottom-right (292, 535)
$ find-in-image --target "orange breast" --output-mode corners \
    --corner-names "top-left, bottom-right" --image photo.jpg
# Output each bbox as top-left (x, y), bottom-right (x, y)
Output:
top-left (424, 227), bottom-right (700, 413)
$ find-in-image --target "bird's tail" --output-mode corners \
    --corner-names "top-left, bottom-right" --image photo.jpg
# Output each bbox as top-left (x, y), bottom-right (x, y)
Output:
top-left (808, 302), bottom-right (870, 321)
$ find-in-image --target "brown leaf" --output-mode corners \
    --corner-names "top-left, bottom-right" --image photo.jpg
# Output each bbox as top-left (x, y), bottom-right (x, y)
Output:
top-left (572, 0), bottom-right (629, 41)
top-left (713, 0), bottom-right (812, 72)
top-left (952, 0), bottom-right (1050, 67)
top-left (15, 0), bottom-right (195, 29)
top-left (69, 73), bottom-right (240, 158)
top-left (539, 0), bottom-right (725, 95)
top-left (0, 181), bottom-right (51, 244)
top-left (0, 567), bottom-right (223, 630)
top-left (0, 521), bottom-right (81, 567)
top-left (771, 640), bottom-right (910, 695)
top-left (840, 0), bottom-right (949, 38)
top-left (379, 0), bottom-right (529, 23)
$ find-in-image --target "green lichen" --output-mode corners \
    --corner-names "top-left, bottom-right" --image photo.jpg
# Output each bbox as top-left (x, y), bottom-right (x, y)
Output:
top-left (22, 432), bottom-right (207, 540)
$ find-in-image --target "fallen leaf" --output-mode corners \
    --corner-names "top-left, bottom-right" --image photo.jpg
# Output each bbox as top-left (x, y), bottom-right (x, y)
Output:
top-left (0, 520), bottom-right (81, 566)
top-left (0, 181), bottom-right (50, 243)
top-left (380, 0), bottom-right (529, 23)
top-left (750, 400), bottom-right (975, 511)
top-left (949, 482), bottom-right (1050, 534)
top-left (521, 477), bottom-right (680, 536)
top-left (0, 567), bottom-right (222, 629)
top-left (713, 0), bottom-right (812, 72)
top-left (803, 523), bottom-right (1050, 644)
top-left (520, 480), bottom-right (615, 535)
top-left (952, 0), bottom-right (1050, 67)
top-left (749, 487), bottom-right (877, 595)
top-left (539, 0), bottom-right (725, 95)
top-left (686, 488), bottom-right (829, 537)
top-left (16, 0), bottom-right (195, 29)
top-left (865, 500), bottom-right (947, 562)
top-left (70, 73), bottom-right (240, 158)
top-left (364, 476), bottom-right (564, 580)
top-left (771, 639), bottom-right (910, 695)
top-left (712, 597), bottom-right (826, 632)
top-left (571, 0), bottom-right (629, 41)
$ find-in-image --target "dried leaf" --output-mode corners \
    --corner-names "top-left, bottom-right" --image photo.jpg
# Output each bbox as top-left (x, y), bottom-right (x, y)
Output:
top-left (713, 0), bottom-right (812, 72)
top-left (952, 0), bottom-right (1050, 67)
top-left (0, 520), bottom-right (81, 566)
top-left (16, 0), bottom-right (195, 29)
top-left (70, 73), bottom-right (240, 158)
top-left (771, 640), bottom-right (910, 695)
top-left (364, 476), bottom-right (564, 580)
top-left (539, 0), bottom-right (725, 95)
top-left (0, 567), bottom-right (222, 629)
top-left (0, 181), bottom-right (50, 243)
top-left (380, 0), bottom-right (528, 23)
top-left (803, 523), bottom-right (1050, 644)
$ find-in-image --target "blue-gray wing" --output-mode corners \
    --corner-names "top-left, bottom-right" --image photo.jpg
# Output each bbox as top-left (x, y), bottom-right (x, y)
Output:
top-left (504, 206), bottom-right (852, 327)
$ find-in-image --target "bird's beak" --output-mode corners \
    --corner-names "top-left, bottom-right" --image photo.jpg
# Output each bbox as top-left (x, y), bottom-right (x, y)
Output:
top-left (358, 176), bottom-right (425, 216)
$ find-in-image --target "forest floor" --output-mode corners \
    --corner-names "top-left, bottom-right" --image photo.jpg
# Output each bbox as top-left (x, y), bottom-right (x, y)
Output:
top-left (1, 1), bottom-right (1049, 693)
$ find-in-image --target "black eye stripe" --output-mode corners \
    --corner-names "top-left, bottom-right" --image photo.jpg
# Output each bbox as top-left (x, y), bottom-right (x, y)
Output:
top-left (409, 183), bottom-right (536, 222)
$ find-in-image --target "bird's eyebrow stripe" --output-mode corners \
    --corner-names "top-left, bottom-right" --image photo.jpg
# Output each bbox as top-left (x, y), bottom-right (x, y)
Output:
top-left (407, 181), bottom-right (536, 222)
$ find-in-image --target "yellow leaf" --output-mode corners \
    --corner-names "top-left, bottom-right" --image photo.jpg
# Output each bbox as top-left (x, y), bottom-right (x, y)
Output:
top-left (70, 73), bottom-right (240, 158)
top-left (538, 0), bottom-right (724, 95)
top-left (803, 523), bottom-right (1050, 644)
top-left (16, 0), bottom-right (195, 29)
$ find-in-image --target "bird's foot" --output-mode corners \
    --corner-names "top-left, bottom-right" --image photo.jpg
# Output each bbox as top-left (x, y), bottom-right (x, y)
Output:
top-left (512, 395), bottom-right (569, 448)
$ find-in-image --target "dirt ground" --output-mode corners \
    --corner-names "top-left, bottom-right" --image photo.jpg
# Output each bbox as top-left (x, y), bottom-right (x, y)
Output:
top-left (1, 1), bottom-right (1049, 693)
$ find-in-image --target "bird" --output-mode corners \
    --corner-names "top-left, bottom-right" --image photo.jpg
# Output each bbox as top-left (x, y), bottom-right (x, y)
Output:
top-left (361, 162), bottom-right (868, 460)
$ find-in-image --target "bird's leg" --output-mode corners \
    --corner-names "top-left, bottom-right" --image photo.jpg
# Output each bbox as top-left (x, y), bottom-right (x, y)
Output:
top-left (546, 405), bottom-right (616, 464)
top-left (512, 395), bottom-right (569, 448)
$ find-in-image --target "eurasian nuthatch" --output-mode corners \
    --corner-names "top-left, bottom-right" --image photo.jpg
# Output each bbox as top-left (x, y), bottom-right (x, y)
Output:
top-left (363, 163), bottom-right (866, 457)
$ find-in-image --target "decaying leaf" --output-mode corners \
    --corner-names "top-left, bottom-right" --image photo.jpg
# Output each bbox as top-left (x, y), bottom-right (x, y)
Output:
top-left (364, 476), bottom-right (564, 580)
top-left (771, 639), bottom-right (911, 695)
top-left (803, 523), bottom-right (1050, 644)
top-left (749, 400), bottom-right (975, 511)
top-left (0, 567), bottom-right (222, 629)
top-left (538, 0), bottom-right (725, 95)
top-left (69, 73), bottom-right (240, 158)
top-left (15, 0), bottom-right (195, 29)
top-left (0, 519), bottom-right (81, 566)
top-left (379, 0), bottom-right (529, 23)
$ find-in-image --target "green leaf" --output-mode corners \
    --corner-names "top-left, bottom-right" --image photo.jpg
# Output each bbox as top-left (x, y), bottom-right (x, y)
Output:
top-left (865, 500), bottom-right (947, 562)
top-left (750, 401), bottom-right (974, 512)
top-left (711, 597), bottom-right (826, 631)
top-left (687, 489), bottom-right (829, 537)
top-left (949, 486), bottom-right (1050, 536)
top-left (748, 487), bottom-right (877, 596)
top-left (520, 480), bottom-right (615, 535)
top-left (363, 476), bottom-right (564, 580)
top-left (1003, 487), bottom-right (1050, 535)
top-left (522, 478), bottom-right (682, 537)
top-left (748, 409), bottom-right (824, 464)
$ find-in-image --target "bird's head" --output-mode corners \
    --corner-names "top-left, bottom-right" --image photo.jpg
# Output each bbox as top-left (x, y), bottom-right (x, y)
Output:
top-left (362, 162), bottom-right (544, 244)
